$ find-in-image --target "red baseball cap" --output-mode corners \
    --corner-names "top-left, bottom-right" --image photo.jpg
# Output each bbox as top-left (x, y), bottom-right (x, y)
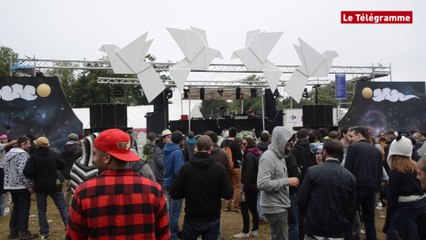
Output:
top-left (94, 128), bottom-right (139, 162)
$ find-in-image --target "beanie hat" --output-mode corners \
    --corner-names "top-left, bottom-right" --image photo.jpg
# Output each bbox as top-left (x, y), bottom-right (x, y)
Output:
top-left (68, 133), bottom-right (79, 141)
top-left (310, 143), bottom-right (324, 154)
top-left (34, 137), bottom-right (50, 148)
top-left (387, 136), bottom-right (413, 168)
top-left (94, 128), bottom-right (139, 162)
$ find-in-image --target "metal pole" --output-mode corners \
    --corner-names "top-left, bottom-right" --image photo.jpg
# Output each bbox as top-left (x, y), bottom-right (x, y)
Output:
top-left (9, 55), bottom-right (13, 76)
top-left (33, 55), bottom-right (36, 77)
top-left (107, 83), bottom-right (111, 103)
top-left (261, 88), bottom-right (265, 131)
top-left (188, 97), bottom-right (191, 133)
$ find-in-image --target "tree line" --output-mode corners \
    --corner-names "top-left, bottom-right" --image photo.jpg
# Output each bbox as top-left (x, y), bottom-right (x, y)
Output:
top-left (0, 46), bottom-right (354, 114)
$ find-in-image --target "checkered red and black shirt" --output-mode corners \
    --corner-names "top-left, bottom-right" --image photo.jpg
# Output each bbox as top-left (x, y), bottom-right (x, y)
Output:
top-left (66, 169), bottom-right (170, 240)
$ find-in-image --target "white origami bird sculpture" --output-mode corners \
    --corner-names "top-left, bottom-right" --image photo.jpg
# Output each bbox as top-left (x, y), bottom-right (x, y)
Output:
top-left (231, 29), bottom-right (283, 92)
top-left (99, 33), bottom-right (165, 103)
top-left (285, 38), bottom-right (338, 103)
top-left (167, 27), bottom-right (223, 92)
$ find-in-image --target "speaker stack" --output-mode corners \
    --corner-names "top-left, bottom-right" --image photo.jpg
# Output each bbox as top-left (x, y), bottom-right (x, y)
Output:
top-left (90, 103), bottom-right (127, 132)
top-left (302, 105), bottom-right (333, 128)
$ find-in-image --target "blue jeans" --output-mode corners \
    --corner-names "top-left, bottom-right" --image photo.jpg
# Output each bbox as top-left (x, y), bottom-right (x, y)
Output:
top-left (355, 188), bottom-right (376, 240)
top-left (36, 191), bottom-right (68, 236)
top-left (288, 193), bottom-right (299, 240)
top-left (9, 189), bottom-right (31, 236)
top-left (166, 190), bottom-right (183, 240)
top-left (182, 218), bottom-right (220, 240)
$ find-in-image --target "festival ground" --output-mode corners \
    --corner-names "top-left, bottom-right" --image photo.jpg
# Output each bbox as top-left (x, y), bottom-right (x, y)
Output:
top-left (0, 196), bottom-right (387, 239)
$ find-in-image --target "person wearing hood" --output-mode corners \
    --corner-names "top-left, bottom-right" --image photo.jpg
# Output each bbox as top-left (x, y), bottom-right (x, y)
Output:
top-left (4, 136), bottom-right (38, 240)
top-left (233, 137), bottom-right (261, 238)
top-left (257, 126), bottom-right (300, 240)
top-left (171, 135), bottom-right (233, 239)
top-left (163, 132), bottom-right (185, 240)
top-left (60, 133), bottom-right (82, 207)
top-left (382, 136), bottom-right (426, 239)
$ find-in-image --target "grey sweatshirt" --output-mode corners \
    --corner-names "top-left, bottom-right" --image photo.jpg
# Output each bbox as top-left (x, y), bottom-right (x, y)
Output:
top-left (257, 126), bottom-right (295, 214)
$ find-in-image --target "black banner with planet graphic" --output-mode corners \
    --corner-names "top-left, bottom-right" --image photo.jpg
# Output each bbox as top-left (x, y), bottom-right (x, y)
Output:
top-left (0, 76), bottom-right (82, 149)
top-left (339, 81), bottom-right (426, 136)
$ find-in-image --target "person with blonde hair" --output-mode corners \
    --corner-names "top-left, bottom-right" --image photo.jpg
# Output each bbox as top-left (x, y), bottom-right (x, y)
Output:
top-left (383, 135), bottom-right (426, 239)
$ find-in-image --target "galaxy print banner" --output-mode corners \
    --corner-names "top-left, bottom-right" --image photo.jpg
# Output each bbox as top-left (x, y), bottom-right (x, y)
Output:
top-left (0, 76), bottom-right (82, 149)
top-left (339, 81), bottom-right (426, 136)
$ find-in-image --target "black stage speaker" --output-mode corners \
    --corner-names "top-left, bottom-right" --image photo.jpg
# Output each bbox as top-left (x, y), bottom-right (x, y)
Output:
top-left (90, 103), bottom-right (127, 131)
top-left (302, 105), bottom-right (333, 127)
top-left (146, 111), bottom-right (167, 134)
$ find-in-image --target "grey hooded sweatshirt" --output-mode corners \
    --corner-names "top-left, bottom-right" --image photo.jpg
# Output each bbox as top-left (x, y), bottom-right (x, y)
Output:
top-left (257, 126), bottom-right (295, 214)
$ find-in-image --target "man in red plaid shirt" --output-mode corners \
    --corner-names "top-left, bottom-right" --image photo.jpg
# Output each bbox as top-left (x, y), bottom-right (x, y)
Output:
top-left (66, 128), bottom-right (170, 239)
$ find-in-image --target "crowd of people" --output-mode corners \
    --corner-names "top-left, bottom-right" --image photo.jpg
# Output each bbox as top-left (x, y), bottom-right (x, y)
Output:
top-left (0, 125), bottom-right (425, 240)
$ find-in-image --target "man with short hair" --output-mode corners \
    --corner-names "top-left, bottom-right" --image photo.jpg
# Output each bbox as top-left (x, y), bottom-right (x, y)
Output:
top-left (4, 136), bottom-right (38, 240)
top-left (257, 131), bottom-right (270, 153)
top-left (205, 130), bottom-right (229, 170)
top-left (171, 135), bottom-right (233, 239)
top-left (66, 128), bottom-right (169, 239)
top-left (163, 131), bottom-right (185, 240)
top-left (344, 126), bottom-right (382, 240)
top-left (299, 140), bottom-right (356, 240)
top-left (220, 127), bottom-right (243, 212)
top-left (23, 136), bottom-right (68, 240)
top-left (291, 128), bottom-right (312, 180)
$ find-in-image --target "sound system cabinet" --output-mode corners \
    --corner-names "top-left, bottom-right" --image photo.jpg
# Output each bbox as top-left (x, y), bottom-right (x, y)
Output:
top-left (302, 105), bottom-right (333, 127)
top-left (90, 103), bottom-right (127, 132)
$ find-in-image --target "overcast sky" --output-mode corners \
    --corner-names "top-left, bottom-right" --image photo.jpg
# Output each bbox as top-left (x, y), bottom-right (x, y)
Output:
top-left (2, 0), bottom-right (425, 119)
top-left (3, 0), bottom-right (425, 79)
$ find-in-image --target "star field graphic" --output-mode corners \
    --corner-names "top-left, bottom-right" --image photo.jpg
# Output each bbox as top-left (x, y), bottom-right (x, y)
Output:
top-left (339, 81), bottom-right (426, 136)
top-left (0, 76), bottom-right (82, 149)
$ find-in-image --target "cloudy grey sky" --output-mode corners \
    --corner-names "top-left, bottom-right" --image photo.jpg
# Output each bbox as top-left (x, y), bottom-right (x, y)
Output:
top-left (2, 0), bottom-right (425, 120)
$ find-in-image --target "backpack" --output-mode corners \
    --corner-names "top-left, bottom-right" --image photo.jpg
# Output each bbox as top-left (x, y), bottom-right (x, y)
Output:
top-left (131, 160), bottom-right (146, 175)
top-left (223, 145), bottom-right (234, 170)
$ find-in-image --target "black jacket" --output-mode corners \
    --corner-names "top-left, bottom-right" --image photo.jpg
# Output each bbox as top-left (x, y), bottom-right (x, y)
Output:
top-left (221, 139), bottom-right (242, 169)
top-left (257, 141), bottom-right (269, 153)
top-left (344, 140), bottom-right (382, 190)
top-left (61, 141), bottom-right (82, 179)
top-left (291, 139), bottom-right (312, 180)
top-left (241, 148), bottom-right (260, 193)
top-left (298, 159), bottom-right (356, 238)
top-left (285, 153), bottom-right (302, 194)
top-left (418, 208), bottom-right (426, 239)
top-left (24, 147), bottom-right (65, 193)
top-left (170, 152), bottom-right (233, 223)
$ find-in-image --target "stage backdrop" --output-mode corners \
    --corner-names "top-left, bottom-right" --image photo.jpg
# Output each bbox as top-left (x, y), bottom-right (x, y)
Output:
top-left (339, 81), bottom-right (426, 136)
top-left (0, 76), bottom-right (82, 149)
